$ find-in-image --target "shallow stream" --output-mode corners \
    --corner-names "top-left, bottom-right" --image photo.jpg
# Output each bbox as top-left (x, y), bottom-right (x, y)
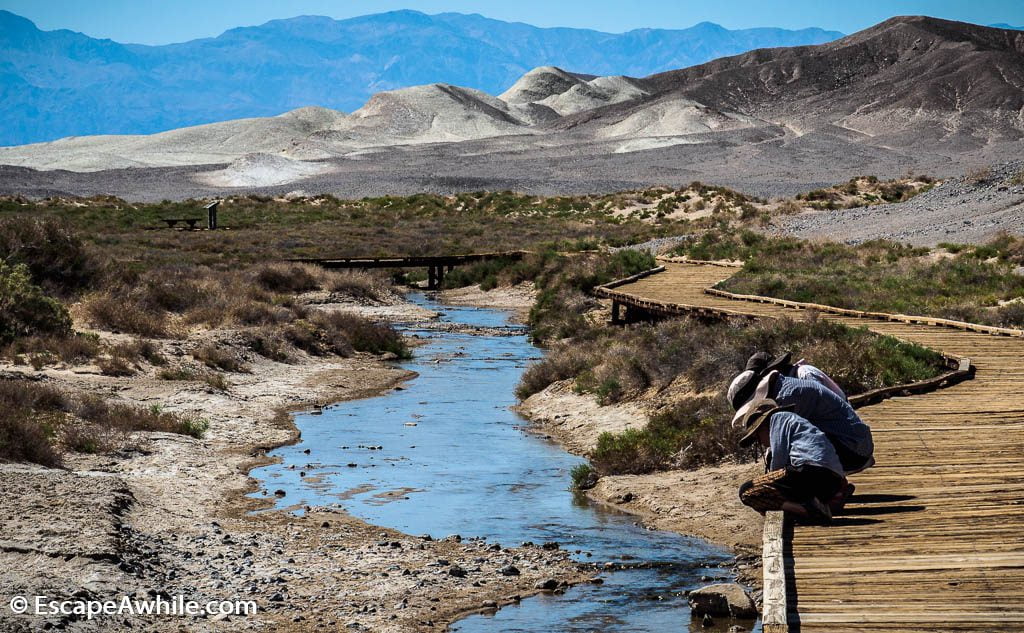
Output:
top-left (252, 293), bottom-right (760, 632)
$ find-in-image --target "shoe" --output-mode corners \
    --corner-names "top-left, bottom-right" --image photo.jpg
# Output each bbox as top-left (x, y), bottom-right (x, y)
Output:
top-left (795, 498), bottom-right (833, 526)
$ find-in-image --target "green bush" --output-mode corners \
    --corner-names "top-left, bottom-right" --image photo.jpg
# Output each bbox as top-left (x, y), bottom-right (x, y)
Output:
top-left (0, 217), bottom-right (100, 295)
top-left (0, 261), bottom-right (72, 345)
top-left (569, 463), bottom-right (599, 490)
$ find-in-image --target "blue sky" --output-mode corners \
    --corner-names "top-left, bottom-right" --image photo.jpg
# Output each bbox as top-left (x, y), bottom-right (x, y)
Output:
top-left (3, 0), bottom-right (1022, 44)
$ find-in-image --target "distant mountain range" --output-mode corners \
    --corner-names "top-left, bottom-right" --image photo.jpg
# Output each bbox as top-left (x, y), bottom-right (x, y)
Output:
top-left (0, 9), bottom-right (845, 146)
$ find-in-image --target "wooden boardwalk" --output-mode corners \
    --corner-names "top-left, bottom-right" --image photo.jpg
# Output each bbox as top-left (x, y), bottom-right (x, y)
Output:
top-left (603, 263), bottom-right (1024, 632)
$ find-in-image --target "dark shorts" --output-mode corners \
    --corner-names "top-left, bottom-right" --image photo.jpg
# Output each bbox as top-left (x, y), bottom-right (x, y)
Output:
top-left (739, 465), bottom-right (845, 513)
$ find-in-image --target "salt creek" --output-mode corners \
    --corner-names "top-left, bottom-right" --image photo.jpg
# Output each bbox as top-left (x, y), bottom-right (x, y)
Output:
top-left (253, 293), bottom-right (759, 632)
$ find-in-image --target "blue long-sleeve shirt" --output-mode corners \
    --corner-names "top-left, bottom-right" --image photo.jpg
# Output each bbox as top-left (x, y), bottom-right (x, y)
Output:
top-left (768, 410), bottom-right (845, 476)
top-left (771, 375), bottom-right (874, 458)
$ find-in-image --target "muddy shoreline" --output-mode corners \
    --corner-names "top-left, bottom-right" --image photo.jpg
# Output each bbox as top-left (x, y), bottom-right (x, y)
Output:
top-left (0, 290), bottom-right (588, 633)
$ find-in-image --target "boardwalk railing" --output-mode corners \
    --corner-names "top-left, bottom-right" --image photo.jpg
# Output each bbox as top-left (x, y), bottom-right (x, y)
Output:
top-left (592, 262), bottom-right (1024, 632)
top-left (290, 251), bottom-right (528, 289)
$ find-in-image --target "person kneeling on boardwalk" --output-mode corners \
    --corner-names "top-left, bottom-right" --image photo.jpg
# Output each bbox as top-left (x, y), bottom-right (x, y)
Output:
top-left (744, 351), bottom-right (846, 400)
top-left (736, 399), bottom-right (845, 525)
top-left (728, 369), bottom-right (874, 476)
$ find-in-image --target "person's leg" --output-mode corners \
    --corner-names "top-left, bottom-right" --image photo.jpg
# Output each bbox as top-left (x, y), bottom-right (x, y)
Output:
top-left (770, 466), bottom-right (842, 524)
top-left (738, 469), bottom-right (791, 515)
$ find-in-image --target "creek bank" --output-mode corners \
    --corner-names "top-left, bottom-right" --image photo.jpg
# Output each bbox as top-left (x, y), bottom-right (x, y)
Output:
top-left (0, 293), bottom-right (584, 633)
top-left (518, 384), bottom-right (763, 555)
top-left (438, 283), bottom-right (764, 558)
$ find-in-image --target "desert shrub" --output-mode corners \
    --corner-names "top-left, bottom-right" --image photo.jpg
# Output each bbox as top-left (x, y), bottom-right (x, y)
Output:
top-left (516, 346), bottom-right (592, 399)
top-left (157, 366), bottom-right (197, 381)
top-left (201, 373), bottom-right (230, 392)
top-left (995, 302), bottom-right (1024, 328)
top-left (0, 403), bottom-right (61, 467)
top-left (138, 272), bottom-right (210, 313)
top-left (0, 261), bottom-right (73, 345)
top-left (4, 333), bottom-right (101, 366)
top-left (325, 270), bottom-right (390, 302)
top-left (255, 263), bottom-right (322, 293)
top-left (98, 356), bottom-right (135, 376)
top-left (967, 166), bottom-right (993, 184)
top-left (0, 217), bottom-right (100, 294)
top-left (83, 293), bottom-right (168, 338)
top-left (192, 344), bottom-right (247, 372)
top-left (569, 463), bottom-right (598, 490)
top-left (311, 311), bottom-right (409, 357)
top-left (0, 380), bottom-right (207, 465)
top-left (244, 328), bottom-right (292, 362)
top-left (590, 396), bottom-right (737, 474)
top-left (109, 339), bottom-right (166, 366)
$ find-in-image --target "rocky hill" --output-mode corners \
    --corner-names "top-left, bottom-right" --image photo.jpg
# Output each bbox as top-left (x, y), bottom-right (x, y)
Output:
top-left (0, 17), bottom-right (1021, 200)
top-left (0, 9), bottom-right (843, 146)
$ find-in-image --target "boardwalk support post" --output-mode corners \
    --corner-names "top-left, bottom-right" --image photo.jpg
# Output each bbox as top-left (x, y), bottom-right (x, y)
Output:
top-left (611, 300), bottom-right (622, 325)
top-left (762, 511), bottom-right (790, 633)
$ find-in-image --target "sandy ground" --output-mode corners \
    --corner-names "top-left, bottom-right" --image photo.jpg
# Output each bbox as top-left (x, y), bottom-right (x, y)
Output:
top-left (437, 283), bottom-right (536, 324)
top-left (516, 380), bottom-right (647, 454)
top-left (0, 295), bottom-right (588, 633)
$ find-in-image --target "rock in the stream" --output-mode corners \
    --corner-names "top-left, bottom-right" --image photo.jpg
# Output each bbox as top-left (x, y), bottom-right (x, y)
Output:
top-left (688, 583), bottom-right (757, 618)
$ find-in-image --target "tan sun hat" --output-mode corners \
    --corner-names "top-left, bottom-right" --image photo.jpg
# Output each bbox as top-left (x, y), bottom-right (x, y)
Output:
top-left (737, 399), bottom-right (795, 448)
top-left (730, 370), bottom-right (779, 427)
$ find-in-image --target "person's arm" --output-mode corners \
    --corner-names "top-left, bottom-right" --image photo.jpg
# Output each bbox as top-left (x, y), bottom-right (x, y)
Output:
top-left (768, 415), bottom-right (791, 471)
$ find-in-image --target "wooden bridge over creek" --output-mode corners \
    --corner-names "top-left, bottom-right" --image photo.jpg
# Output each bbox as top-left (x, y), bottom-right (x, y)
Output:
top-left (290, 251), bottom-right (526, 289)
top-left (597, 261), bottom-right (1024, 632)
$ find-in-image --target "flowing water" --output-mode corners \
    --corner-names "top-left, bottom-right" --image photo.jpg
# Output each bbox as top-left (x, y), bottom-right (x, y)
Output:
top-left (252, 293), bottom-right (760, 632)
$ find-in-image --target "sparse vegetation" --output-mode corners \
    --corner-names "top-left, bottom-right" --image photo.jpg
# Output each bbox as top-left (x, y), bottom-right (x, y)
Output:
top-left (677, 231), bottom-right (1024, 327)
top-left (521, 314), bottom-right (947, 476)
top-left (0, 379), bottom-right (208, 467)
top-left (0, 261), bottom-right (72, 344)
top-left (791, 175), bottom-right (937, 211)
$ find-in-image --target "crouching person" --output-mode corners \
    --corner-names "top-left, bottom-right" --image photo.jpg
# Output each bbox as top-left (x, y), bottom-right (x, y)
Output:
top-left (736, 399), bottom-right (845, 525)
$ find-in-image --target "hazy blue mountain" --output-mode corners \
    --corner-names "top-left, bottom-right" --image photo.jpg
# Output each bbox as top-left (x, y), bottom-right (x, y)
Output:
top-left (0, 9), bottom-right (843, 146)
top-left (989, 23), bottom-right (1024, 30)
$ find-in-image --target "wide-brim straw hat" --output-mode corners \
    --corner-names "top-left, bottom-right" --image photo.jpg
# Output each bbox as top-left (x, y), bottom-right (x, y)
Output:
top-left (737, 399), bottom-right (795, 447)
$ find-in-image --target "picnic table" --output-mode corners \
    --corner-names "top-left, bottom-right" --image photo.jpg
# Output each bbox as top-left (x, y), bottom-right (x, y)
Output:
top-left (162, 218), bottom-right (202, 229)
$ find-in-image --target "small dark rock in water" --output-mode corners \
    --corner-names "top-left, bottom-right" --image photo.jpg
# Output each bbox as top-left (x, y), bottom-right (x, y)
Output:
top-left (728, 626), bottom-right (747, 633)
top-left (420, 534), bottom-right (433, 541)
top-left (300, 471), bottom-right (306, 477)
top-left (481, 600), bottom-right (497, 609)
top-left (303, 449), bottom-right (311, 454)
top-left (541, 542), bottom-right (560, 550)
top-left (448, 565), bottom-right (467, 578)
top-left (689, 583), bottom-right (757, 619)
top-left (446, 534), bottom-right (462, 542)
top-left (347, 463), bottom-right (358, 468)
top-left (497, 565), bottom-right (520, 576)
top-left (274, 489), bottom-right (286, 497)
top-left (589, 577), bottom-right (604, 585)
top-left (535, 578), bottom-right (558, 591)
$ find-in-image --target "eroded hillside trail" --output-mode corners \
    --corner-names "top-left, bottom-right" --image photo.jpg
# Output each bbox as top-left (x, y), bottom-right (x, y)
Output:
top-left (602, 262), bottom-right (1024, 632)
